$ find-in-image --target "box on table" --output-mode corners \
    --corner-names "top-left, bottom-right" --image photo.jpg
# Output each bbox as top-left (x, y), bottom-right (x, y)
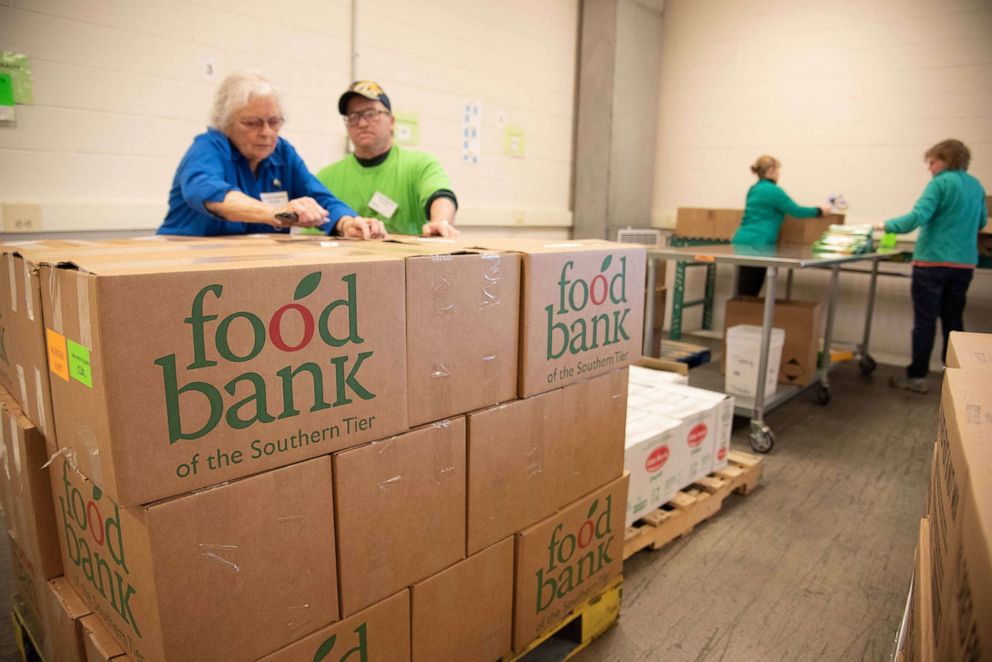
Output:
top-left (624, 410), bottom-right (686, 526)
top-left (82, 613), bottom-right (132, 662)
top-left (927, 369), bottom-right (991, 662)
top-left (39, 250), bottom-right (408, 506)
top-left (40, 576), bottom-right (92, 662)
top-left (259, 590), bottom-right (410, 662)
top-left (725, 324), bottom-right (785, 399)
top-left (724, 298), bottom-right (822, 386)
top-left (466, 369), bottom-right (627, 555)
top-left (464, 239), bottom-right (645, 398)
top-left (779, 214), bottom-right (844, 245)
top-left (333, 418), bottom-right (466, 617)
top-left (946, 331), bottom-right (992, 369)
top-left (675, 208), bottom-right (742, 240)
top-left (51, 454), bottom-right (338, 662)
top-left (512, 473), bottom-right (628, 650)
top-left (411, 537), bottom-right (513, 662)
top-left (357, 239), bottom-right (520, 427)
top-left (0, 393), bottom-right (62, 582)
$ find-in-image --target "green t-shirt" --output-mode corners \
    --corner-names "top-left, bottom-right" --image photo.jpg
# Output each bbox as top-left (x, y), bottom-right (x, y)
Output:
top-left (314, 146), bottom-right (455, 236)
top-left (732, 178), bottom-right (820, 246)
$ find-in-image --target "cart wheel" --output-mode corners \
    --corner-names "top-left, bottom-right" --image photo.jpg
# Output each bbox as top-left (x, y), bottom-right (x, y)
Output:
top-left (815, 384), bottom-right (832, 405)
top-left (749, 426), bottom-right (775, 453)
top-left (859, 354), bottom-right (877, 376)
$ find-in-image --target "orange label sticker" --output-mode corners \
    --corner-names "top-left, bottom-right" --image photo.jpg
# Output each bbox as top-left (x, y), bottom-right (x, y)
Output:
top-left (46, 328), bottom-right (70, 382)
top-left (693, 255), bottom-right (716, 263)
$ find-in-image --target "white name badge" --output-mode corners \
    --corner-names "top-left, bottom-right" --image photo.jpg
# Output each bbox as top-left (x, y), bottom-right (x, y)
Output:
top-left (368, 191), bottom-right (398, 219)
top-left (260, 191), bottom-right (289, 207)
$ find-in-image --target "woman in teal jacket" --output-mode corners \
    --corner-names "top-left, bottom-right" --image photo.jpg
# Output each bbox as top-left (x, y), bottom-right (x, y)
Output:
top-left (732, 155), bottom-right (830, 296)
top-left (877, 139), bottom-right (987, 394)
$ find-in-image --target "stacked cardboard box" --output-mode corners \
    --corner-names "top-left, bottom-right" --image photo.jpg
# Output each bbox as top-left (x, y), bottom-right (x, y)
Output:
top-left (904, 331), bottom-right (992, 662)
top-left (0, 235), bottom-right (644, 661)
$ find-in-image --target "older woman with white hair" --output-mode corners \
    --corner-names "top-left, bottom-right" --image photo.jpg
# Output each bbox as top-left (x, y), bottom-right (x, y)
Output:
top-left (159, 70), bottom-right (386, 238)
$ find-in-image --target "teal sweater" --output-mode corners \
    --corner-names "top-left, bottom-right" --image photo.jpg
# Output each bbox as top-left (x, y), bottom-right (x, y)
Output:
top-left (883, 170), bottom-right (988, 265)
top-left (732, 179), bottom-right (821, 246)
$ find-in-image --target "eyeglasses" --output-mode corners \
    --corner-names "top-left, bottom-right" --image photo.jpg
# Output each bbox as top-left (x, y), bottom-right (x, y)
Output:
top-left (238, 116), bottom-right (285, 131)
top-left (343, 109), bottom-right (390, 127)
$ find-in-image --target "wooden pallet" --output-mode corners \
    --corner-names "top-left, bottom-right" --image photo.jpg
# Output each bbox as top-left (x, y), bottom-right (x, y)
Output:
top-left (10, 599), bottom-right (44, 662)
top-left (503, 575), bottom-right (622, 661)
top-left (623, 450), bottom-right (763, 560)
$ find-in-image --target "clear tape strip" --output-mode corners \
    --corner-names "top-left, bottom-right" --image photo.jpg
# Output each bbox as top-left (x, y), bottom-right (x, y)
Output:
top-left (431, 418), bottom-right (457, 485)
top-left (7, 258), bottom-right (16, 313)
top-left (431, 254), bottom-right (456, 314)
top-left (480, 351), bottom-right (501, 407)
top-left (480, 254), bottom-right (501, 307)
top-left (22, 260), bottom-right (34, 322)
top-left (77, 274), bottom-right (93, 350)
top-left (527, 396), bottom-right (548, 479)
top-left (33, 368), bottom-right (47, 438)
top-left (75, 425), bottom-right (102, 484)
top-left (15, 365), bottom-right (28, 416)
top-left (0, 421), bottom-right (9, 483)
top-left (9, 417), bottom-right (21, 479)
top-left (47, 267), bottom-right (63, 335)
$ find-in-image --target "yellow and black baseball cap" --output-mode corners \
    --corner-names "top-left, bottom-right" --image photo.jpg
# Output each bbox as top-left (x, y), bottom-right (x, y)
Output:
top-left (338, 80), bottom-right (392, 115)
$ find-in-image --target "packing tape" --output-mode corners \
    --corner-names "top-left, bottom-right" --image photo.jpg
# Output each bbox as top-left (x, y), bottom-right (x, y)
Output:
top-left (16, 365), bottom-right (28, 415)
top-left (430, 418), bottom-right (457, 485)
top-left (429, 361), bottom-right (453, 419)
top-left (9, 417), bottom-right (21, 480)
top-left (33, 367), bottom-right (47, 438)
top-left (40, 446), bottom-right (69, 470)
top-left (479, 351), bottom-right (501, 407)
top-left (22, 260), bottom-right (34, 322)
top-left (527, 396), bottom-right (548, 479)
top-left (7, 258), bottom-right (16, 313)
top-left (0, 411), bottom-right (8, 483)
top-left (198, 543), bottom-right (242, 574)
top-left (75, 424), bottom-right (102, 484)
top-left (480, 254), bottom-right (502, 307)
top-left (430, 254), bottom-right (456, 314)
top-left (47, 267), bottom-right (63, 335)
top-left (76, 274), bottom-right (93, 350)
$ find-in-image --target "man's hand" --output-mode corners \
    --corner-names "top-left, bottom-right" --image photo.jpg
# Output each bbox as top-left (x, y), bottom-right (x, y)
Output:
top-left (339, 216), bottom-right (388, 240)
top-left (274, 197), bottom-right (329, 228)
top-left (422, 219), bottom-right (459, 238)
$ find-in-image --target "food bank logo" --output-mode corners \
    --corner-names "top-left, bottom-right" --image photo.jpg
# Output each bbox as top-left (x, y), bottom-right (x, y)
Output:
top-left (535, 495), bottom-right (615, 614)
top-left (688, 423), bottom-right (708, 448)
top-left (57, 461), bottom-right (140, 637)
top-left (646, 445), bottom-right (670, 473)
top-left (546, 255), bottom-right (630, 359)
top-left (312, 622), bottom-right (368, 662)
top-left (154, 272), bottom-right (375, 444)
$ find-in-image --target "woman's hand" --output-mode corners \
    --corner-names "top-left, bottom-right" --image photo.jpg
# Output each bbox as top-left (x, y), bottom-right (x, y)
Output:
top-left (422, 219), bottom-right (459, 238)
top-left (338, 216), bottom-right (388, 240)
top-left (273, 197), bottom-right (329, 228)
top-left (819, 205), bottom-right (833, 217)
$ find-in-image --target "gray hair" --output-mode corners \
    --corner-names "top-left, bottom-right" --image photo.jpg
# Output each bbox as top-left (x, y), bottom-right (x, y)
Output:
top-left (209, 70), bottom-right (282, 130)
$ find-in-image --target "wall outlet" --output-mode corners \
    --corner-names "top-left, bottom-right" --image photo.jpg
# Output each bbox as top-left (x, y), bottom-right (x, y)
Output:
top-left (2, 203), bottom-right (42, 232)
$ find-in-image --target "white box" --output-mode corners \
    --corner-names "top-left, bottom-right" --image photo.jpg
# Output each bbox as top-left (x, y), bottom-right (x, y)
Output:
top-left (726, 324), bottom-right (785, 399)
top-left (624, 410), bottom-right (687, 526)
top-left (629, 365), bottom-right (689, 388)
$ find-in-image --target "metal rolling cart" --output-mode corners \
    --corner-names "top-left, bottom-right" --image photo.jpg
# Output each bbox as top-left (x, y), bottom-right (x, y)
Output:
top-left (641, 243), bottom-right (903, 453)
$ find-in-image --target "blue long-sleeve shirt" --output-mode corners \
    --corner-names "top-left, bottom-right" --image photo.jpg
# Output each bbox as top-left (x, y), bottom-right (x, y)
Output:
top-left (732, 179), bottom-right (821, 246)
top-left (158, 128), bottom-right (355, 236)
top-left (883, 170), bottom-right (987, 265)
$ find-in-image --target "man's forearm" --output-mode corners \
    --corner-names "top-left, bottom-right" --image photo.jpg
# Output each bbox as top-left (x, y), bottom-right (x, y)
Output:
top-left (429, 196), bottom-right (457, 223)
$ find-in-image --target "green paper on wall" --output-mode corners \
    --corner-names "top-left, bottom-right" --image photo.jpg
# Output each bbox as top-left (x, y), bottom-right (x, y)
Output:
top-left (0, 51), bottom-right (33, 104)
top-left (0, 73), bottom-right (13, 107)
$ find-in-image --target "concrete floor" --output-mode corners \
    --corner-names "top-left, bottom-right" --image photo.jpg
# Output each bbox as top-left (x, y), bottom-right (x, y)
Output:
top-left (0, 350), bottom-right (935, 662)
top-left (576, 356), bottom-right (935, 662)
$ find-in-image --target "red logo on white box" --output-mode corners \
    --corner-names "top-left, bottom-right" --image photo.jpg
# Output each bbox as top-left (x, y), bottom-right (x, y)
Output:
top-left (645, 445), bottom-right (670, 472)
top-left (717, 447), bottom-right (727, 460)
top-left (688, 423), bottom-right (708, 448)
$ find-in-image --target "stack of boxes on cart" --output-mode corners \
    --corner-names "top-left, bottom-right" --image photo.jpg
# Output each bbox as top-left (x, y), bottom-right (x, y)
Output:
top-left (897, 331), bottom-right (991, 662)
top-left (0, 234), bottom-right (645, 661)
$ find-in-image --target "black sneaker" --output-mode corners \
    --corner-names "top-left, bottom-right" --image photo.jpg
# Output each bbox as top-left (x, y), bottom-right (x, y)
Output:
top-left (889, 376), bottom-right (928, 394)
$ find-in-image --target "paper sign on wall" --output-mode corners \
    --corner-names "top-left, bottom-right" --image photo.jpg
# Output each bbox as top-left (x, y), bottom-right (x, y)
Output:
top-left (0, 52), bottom-right (33, 104)
top-left (394, 111), bottom-right (419, 146)
top-left (462, 99), bottom-right (481, 165)
top-left (0, 74), bottom-right (13, 121)
top-left (504, 126), bottom-right (525, 158)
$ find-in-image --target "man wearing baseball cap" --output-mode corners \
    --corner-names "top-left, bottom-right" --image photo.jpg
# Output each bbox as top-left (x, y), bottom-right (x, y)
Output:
top-left (315, 80), bottom-right (459, 238)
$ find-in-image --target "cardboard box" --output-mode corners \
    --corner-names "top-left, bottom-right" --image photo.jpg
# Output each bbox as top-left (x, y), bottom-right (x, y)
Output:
top-left (9, 534), bottom-right (51, 654)
top-left (0, 394), bottom-right (63, 582)
top-left (466, 370), bottom-right (628, 554)
top-left (927, 370), bottom-right (991, 662)
top-left (779, 214), bottom-right (845, 245)
top-left (675, 208), bottom-right (742, 240)
top-left (360, 240), bottom-right (520, 427)
top-left (946, 331), bottom-right (992, 369)
top-left (624, 410), bottom-right (686, 525)
top-left (334, 418), bottom-right (466, 617)
top-left (724, 298), bottom-right (822, 386)
top-left (512, 473), bottom-right (628, 650)
top-left (39, 250), bottom-right (408, 505)
top-left (41, 576), bottom-right (92, 662)
top-left (51, 455), bottom-right (338, 662)
top-left (912, 517), bottom-right (934, 662)
top-left (259, 590), bottom-right (410, 662)
top-left (464, 239), bottom-right (645, 398)
top-left (411, 537), bottom-right (513, 662)
top-left (82, 614), bottom-right (132, 662)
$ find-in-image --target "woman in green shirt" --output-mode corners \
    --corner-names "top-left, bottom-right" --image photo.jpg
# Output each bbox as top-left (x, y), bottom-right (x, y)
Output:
top-left (732, 155), bottom-right (830, 296)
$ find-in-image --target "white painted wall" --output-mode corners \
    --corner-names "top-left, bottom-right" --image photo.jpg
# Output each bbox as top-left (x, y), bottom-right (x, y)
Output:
top-left (654, 0), bottom-right (992, 369)
top-left (0, 0), bottom-right (577, 233)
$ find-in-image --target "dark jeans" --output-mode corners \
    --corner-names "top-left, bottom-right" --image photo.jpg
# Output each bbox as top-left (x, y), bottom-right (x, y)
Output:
top-left (736, 266), bottom-right (766, 297)
top-left (907, 265), bottom-right (974, 378)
